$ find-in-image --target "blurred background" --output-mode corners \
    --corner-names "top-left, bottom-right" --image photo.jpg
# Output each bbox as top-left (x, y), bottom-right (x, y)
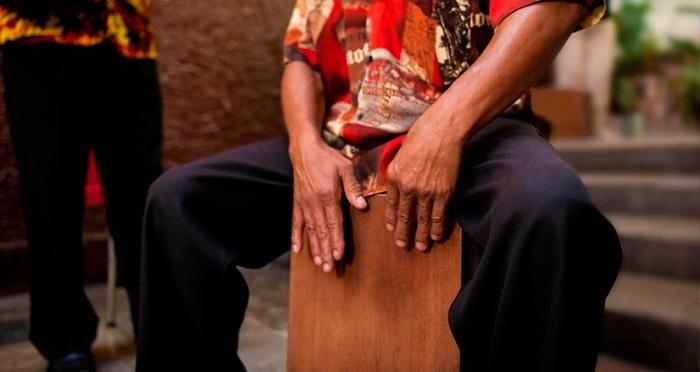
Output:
top-left (0, 0), bottom-right (698, 371)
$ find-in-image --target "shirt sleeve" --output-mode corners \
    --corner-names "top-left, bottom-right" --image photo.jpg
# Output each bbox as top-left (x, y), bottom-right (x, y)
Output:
top-left (282, 0), bottom-right (324, 69)
top-left (488, 0), bottom-right (606, 30)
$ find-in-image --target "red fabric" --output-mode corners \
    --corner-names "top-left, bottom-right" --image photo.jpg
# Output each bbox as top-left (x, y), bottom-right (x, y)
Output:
top-left (490, 0), bottom-right (599, 26)
top-left (315, 3), bottom-right (349, 103)
top-left (432, 54), bottom-right (444, 90)
top-left (84, 151), bottom-right (105, 208)
top-left (489, 0), bottom-right (540, 26)
top-left (340, 123), bottom-right (398, 147)
top-left (282, 0), bottom-right (604, 195)
top-left (379, 135), bottom-right (406, 177)
top-left (368, 0), bottom-right (406, 58)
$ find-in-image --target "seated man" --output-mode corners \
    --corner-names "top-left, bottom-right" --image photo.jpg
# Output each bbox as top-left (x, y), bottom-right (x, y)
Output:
top-left (136, 0), bottom-right (621, 371)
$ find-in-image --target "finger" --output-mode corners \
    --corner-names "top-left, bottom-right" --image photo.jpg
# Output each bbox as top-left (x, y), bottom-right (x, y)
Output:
top-left (340, 164), bottom-right (367, 210)
top-left (385, 183), bottom-right (399, 232)
top-left (323, 200), bottom-right (345, 262)
top-left (302, 206), bottom-right (323, 267)
top-left (430, 198), bottom-right (448, 241)
top-left (291, 202), bottom-right (304, 253)
top-left (311, 202), bottom-right (334, 273)
top-left (414, 197), bottom-right (432, 251)
top-left (393, 191), bottom-right (415, 249)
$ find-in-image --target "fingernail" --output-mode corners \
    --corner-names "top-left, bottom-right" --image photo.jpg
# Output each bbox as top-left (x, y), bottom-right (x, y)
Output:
top-left (333, 249), bottom-right (342, 260)
top-left (386, 223), bottom-right (394, 231)
top-left (292, 243), bottom-right (299, 253)
top-left (356, 196), bottom-right (367, 208)
top-left (416, 241), bottom-right (427, 251)
top-left (395, 240), bottom-right (407, 248)
top-left (431, 234), bottom-right (440, 241)
top-left (313, 256), bottom-right (323, 266)
top-left (322, 262), bottom-right (332, 273)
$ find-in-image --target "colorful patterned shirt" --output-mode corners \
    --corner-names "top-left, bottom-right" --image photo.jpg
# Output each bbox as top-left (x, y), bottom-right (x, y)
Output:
top-left (284, 0), bottom-right (605, 195)
top-left (0, 0), bottom-right (156, 59)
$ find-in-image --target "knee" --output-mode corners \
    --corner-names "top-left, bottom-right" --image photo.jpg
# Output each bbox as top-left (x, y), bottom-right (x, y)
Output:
top-left (146, 165), bottom-right (193, 216)
top-left (494, 161), bottom-right (621, 273)
top-left (496, 161), bottom-right (591, 225)
top-left (141, 166), bottom-right (200, 264)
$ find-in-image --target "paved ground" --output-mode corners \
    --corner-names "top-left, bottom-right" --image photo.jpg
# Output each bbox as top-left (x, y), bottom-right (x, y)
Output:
top-left (0, 262), bottom-right (290, 372)
top-left (0, 257), bottom-right (658, 372)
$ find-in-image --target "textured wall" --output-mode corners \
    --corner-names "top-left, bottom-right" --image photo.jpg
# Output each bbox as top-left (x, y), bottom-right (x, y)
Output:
top-left (0, 0), bottom-right (294, 291)
top-left (151, 0), bottom-right (292, 167)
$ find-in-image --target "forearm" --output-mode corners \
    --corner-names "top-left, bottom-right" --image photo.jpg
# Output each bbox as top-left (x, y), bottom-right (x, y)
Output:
top-left (413, 2), bottom-right (589, 145)
top-left (282, 63), bottom-right (366, 271)
top-left (281, 61), bottom-right (326, 155)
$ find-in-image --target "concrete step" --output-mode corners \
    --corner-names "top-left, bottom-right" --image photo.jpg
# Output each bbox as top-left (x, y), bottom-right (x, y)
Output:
top-left (603, 273), bottom-right (700, 372)
top-left (608, 214), bottom-right (700, 281)
top-left (555, 136), bottom-right (700, 174)
top-left (582, 173), bottom-right (700, 216)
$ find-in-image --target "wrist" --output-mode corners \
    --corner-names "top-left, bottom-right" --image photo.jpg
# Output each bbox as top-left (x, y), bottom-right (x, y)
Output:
top-left (444, 108), bottom-right (479, 147)
top-left (288, 129), bottom-right (325, 161)
top-left (410, 94), bottom-right (479, 148)
top-left (414, 111), bottom-right (476, 149)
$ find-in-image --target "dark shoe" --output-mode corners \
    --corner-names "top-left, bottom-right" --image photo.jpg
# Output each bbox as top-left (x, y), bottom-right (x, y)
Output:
top-left (46, 352), bottom-right (95, 372)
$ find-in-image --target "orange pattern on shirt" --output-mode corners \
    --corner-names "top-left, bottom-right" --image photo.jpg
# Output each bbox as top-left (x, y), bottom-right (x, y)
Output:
top-left (0, 0), bottom-right (156, 59)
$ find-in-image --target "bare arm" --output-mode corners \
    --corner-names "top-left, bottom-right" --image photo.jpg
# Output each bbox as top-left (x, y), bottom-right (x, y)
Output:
top-left (282, 61), bottom-right (367, 273)
top-left (281, 61), bottom-right (326, 152)
top-left (385, 2), bottom-right (590, 249)
top-left (411, 2), bottom-right (588, 142)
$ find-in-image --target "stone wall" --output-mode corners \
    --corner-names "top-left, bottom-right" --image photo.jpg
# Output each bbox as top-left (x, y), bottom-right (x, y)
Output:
top-left (0, 0), bottom-right (294, 293)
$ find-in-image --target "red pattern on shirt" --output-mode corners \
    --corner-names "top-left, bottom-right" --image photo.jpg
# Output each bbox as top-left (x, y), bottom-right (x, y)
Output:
top-left (284, 0), bottom-right (604, 195)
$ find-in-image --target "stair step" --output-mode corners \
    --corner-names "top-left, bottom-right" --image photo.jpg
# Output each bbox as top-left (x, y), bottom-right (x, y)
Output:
top-left (603, 273), bottom-right (700, 372)
top-left (555, 136), bottom-right (700, 174)
top-left (596, 355), bottom-right (663, 372)
top-left (581, 173), bottom-right (700, 216)
top-left (607, 214), bottom-right (700, 281)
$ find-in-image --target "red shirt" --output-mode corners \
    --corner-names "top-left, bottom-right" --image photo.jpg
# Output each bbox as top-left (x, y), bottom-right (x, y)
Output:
top-left (0, 1), bottom-right (156, 59)
top-left (284, 0), bottom-right (605, 195)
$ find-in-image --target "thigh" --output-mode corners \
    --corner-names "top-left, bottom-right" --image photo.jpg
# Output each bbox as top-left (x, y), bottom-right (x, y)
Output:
top-left (2, 44), bottom-right (92, 234)
top-left (92, 48), bottom-right (163, 189)
top-left (455, 118), bottom-right (585, 232)
top-left (449, 119), bottom-right (619, 371)
top-left (89, 51), bottom-right (163, 270)
top-left (139, 139), bottom-right (293, 371)
top-left (148, 136), bottom-right (295, 270)
top-left (3, 43), bottom-right (92, 189)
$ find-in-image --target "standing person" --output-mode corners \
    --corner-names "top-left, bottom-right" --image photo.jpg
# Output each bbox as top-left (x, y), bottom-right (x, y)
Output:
top-left (0, 1), bottom-right (162, 370)
top-left (138, 0), bottom-right (621, 371)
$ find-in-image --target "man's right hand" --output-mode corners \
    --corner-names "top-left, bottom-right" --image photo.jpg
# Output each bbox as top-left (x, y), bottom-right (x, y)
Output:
top-left (289, 134), bottom-right (367, 273)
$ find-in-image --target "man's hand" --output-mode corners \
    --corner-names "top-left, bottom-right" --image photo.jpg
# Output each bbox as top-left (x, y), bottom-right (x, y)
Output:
top-left (384, 121), bottom-right (462, 251)
top-left (282, 62), bottom-right (367, 273)
top-left (384, 1), bottom-right (589, 251)
top-left (289, 135), bottom-right (367, 273)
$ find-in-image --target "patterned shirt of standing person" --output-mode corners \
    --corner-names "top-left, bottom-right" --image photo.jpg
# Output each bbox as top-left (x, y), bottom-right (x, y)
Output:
top-left (0, 0), bottom-right (156, 59)
top-left (284, 0), bottom-right (605, 195)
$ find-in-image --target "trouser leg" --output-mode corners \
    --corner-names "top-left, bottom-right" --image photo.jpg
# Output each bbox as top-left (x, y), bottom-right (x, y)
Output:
top-left (449, 119), bottom-right (622, 371)
top-left (2, 43), bottom-right (97, 359)
top-left (92, 46), bottom-right (163, 334)
top-left (136, 137), bottom-right (293, 372)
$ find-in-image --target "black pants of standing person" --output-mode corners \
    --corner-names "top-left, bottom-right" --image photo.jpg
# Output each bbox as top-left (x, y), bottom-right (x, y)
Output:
top-left (2, 42), bottom-right (163, 360)
top-left (136, 118), bottom-right (621, 372)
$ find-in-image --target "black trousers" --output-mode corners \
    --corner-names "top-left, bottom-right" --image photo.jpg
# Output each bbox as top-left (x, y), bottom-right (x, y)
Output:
top-left (137, 119), bottom-right (621, 371)
top-left (2, 42), bottom-right (163, 359)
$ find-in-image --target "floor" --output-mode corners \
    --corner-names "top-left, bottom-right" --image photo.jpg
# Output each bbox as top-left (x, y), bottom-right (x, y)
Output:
top-left (0, 261), bottom-right (290, 372)
top-left (0, 258), bottom-right (658, 372)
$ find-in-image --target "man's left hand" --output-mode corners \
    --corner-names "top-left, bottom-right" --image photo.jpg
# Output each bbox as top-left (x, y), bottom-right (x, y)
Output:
top-left (384, 123), bottom-right (463, 251)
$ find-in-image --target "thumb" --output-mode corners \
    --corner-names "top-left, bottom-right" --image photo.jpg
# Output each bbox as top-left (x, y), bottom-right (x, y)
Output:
top-left (340, 165), bottom-right (367, 209)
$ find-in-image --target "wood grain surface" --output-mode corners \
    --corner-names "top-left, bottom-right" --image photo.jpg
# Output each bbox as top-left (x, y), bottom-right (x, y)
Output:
top-left (288, 195), bottom-right (461, 371)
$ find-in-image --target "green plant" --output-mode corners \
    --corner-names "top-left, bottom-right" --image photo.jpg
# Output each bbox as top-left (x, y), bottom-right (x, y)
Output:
top-left (666, 6), bottom-right (700, 123)
top-left (612, 0), bottom-right (657, 112)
